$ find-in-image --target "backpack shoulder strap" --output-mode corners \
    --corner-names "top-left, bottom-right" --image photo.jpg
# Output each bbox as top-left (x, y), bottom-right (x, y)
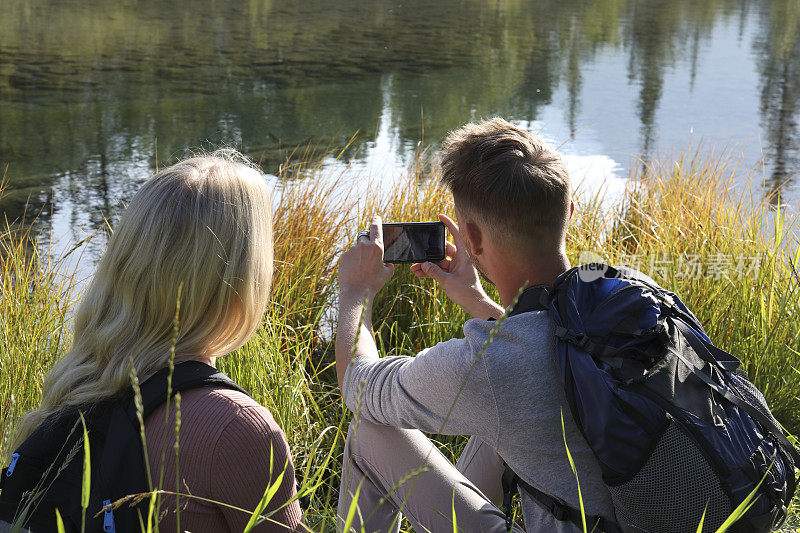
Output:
top-left (502, 466), bottom-right (622, 533)
top-left (506, 264), bottom-right (637, 317)
top-left (508, 284), bottom-right (552, 316)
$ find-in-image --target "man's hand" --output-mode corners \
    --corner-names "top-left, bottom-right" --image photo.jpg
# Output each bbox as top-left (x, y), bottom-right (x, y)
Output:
top-left (339, 215), bottom-right (395, 299)
top-left (410, 214), bottom-right (504, 320)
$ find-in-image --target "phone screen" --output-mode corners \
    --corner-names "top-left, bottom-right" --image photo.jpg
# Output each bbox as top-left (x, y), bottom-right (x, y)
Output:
top-left (381, 222), bottom-right (446, 263)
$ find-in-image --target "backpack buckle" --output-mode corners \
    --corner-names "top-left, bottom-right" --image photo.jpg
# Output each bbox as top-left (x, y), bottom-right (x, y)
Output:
top-left (554, 327), bottom-right (590, 349)
top-left (567, 332), bottom-right (591, 350)
top-left (501, 466), bottom-right (517, 531)
top-left (575, 334), bottom-right (590, 349)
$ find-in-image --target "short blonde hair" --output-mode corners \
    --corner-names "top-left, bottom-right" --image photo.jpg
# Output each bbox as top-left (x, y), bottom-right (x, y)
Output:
top-left (14, 149), bottom-right (273, 447)
top-left (440, 118), bottom-right (571, 252)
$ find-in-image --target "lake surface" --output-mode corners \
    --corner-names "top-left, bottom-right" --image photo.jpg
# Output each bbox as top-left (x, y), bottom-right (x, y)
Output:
top-left (1, 0), bottom-right (799, 264)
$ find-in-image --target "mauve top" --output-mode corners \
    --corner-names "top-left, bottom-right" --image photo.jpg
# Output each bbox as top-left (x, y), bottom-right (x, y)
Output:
top-left (144, 386), bottom-right (304, 532)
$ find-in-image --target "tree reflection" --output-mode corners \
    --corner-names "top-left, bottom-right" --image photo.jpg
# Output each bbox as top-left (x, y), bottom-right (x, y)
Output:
top-left (755, 0), bottom-right (800, 204)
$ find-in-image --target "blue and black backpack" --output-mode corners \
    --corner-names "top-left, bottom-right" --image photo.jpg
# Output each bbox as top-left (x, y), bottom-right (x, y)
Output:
top-left (501, 264), bottom-right (800, 533)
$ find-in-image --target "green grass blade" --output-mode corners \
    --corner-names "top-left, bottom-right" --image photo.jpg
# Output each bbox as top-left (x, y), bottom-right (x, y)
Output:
top-left (341, 481), bottom-right (362, 533)
top-left (243, 445), bottom-right (287, 532)
top-left (561, 409), bottom-right (587, 532)
top-left (713, 464), bottom-right (770, 532)
top-left (79, 412), bottom-right (90, 532)
top-left (55, 508), bottom-right (66, 533)
top-left (695, 502), bottom-right (707, 532)
top-left (452, 488), bottom-right (458, 533)
top-left (146, 491), bottom-right (157, 533)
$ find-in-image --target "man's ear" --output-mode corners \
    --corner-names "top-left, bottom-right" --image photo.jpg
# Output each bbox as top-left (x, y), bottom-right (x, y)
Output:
top-left (463, 221), bottom-right (483, 255)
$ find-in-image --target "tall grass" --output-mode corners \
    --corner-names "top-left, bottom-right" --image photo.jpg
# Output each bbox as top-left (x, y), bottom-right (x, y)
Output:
top-left (0, 148), bottom-right (798, 531)
top-left (0, 215), bottom-right (76, 458)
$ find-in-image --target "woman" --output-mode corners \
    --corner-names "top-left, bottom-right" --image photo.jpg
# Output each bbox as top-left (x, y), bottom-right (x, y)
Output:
top-left (9, 151), bottom-right (303, 532)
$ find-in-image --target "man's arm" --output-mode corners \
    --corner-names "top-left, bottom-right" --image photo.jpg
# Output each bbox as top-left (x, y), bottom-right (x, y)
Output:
top-left (334, 214), bottom-right (500, 442)
top-left (335, 288), bottom-right (379, 389)
top-left (341, 335), bottom-right (500, 442)
top-left (335, 216), bottom-right (393, 389)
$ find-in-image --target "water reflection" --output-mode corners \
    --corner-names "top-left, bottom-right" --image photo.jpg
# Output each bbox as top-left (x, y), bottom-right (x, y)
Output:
top-left (0, 0), bottom-right (798, 240)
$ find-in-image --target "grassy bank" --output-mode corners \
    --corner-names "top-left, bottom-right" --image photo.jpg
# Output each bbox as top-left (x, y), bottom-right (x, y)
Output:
top-left (1, 149), bottom-right (799, 531)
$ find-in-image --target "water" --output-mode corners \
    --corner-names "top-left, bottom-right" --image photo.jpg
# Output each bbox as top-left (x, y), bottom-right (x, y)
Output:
top-left (1, 0), bottom-right (799, 269)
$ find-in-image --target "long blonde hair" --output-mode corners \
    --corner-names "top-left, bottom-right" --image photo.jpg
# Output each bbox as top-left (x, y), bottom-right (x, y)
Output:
top-left (14, 150), bottom-right (273, 447)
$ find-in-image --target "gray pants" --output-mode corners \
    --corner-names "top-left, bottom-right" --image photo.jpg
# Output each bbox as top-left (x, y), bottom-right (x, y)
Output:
top-left (337, 419), bottom-right (524, 532)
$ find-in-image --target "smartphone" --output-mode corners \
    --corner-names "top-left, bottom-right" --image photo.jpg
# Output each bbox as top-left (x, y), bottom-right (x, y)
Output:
top-left (380, 221), bottom-right (447, 264)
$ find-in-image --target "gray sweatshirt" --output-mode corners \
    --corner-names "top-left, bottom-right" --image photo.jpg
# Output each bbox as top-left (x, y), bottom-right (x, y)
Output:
top-left (342, 310), bottom-right (616, 532)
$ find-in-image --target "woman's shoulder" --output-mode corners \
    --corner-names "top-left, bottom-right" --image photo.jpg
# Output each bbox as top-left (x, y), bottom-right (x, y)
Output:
top-left (178, 386), bottom-right (281, 433)
top-left (179, 385), bottom-right (266, 411)
top-left (157, 385), bottom-right (293, 478)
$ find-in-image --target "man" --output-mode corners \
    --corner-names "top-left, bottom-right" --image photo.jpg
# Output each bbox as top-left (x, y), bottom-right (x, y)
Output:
top-left (335, 118), bottom-right (616, 532)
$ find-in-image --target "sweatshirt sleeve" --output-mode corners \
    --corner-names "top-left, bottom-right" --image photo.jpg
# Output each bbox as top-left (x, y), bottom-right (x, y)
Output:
top-left (341, 326), bottom-right (501, 446)
top-left (211, 405), bottom-right (304, 532)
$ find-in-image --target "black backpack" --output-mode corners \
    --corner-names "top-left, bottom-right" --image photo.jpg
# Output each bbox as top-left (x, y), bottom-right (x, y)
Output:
top-left (501, 265), bottom-right (800, 533)
top-left (0, 361), bottom-right (247, 532)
